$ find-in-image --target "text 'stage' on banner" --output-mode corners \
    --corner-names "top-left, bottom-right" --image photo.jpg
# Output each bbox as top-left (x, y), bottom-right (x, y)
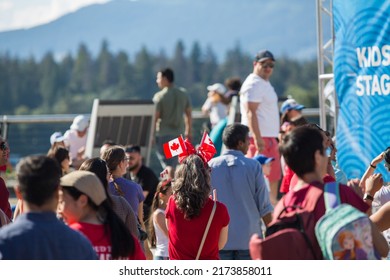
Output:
top-left (333, 0), bottom-right (390, 181)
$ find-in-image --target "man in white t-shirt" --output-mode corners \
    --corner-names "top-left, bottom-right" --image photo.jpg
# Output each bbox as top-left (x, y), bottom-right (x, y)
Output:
top-left (240, 50), bottom-right (281, 205)
top-left (63, 115), bottom-right (89, 169)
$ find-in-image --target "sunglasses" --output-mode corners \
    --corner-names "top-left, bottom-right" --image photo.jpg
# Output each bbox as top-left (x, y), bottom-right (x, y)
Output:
top-left (261, 62), bottom-right (275, 69)
top-left (0, 142), bottom-right (7, 151)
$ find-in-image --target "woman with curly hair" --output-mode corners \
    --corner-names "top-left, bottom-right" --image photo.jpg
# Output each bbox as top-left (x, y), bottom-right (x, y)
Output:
top-left (165, 154), bottom-right (230, 260)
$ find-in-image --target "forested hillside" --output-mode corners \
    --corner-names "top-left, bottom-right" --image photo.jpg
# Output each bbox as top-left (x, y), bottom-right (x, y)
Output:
top-left (0, 40), bottom-right (319, 115)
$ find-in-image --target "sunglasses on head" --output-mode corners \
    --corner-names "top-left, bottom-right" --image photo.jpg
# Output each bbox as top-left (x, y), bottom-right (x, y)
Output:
top-left (261, 62), bottom-right (275, 69)
top-left (0, 142), bottom-right (7, 151)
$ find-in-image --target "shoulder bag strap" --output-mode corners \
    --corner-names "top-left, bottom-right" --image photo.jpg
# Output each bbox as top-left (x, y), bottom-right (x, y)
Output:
top-left (195, 201), bottom-right (217, 260)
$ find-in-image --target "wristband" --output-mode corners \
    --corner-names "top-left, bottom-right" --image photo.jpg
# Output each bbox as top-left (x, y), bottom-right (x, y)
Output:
top-left (370, 164), bottom-right (376, 169)
top-left (363, 193), bottom-right (374, 202)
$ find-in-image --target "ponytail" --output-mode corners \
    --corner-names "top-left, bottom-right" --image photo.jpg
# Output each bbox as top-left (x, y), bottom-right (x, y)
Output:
top-left (100, 201), bottom-right (135, 259)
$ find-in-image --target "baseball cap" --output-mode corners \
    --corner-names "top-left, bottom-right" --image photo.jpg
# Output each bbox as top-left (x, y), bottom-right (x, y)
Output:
top-left (70, 115), bottom-right (89, 132)
top-left (207, 83), bottom-right (226, 94)
top-left (280, 98), bottom-right (305, 114)
top-left (50, 132), bottom-right (65, 145)
top-left (255, 50), bottom-right (275, 62)
top-left (254, 154), bottom-right (274, 165)
top-left (60, 170), bottom-right (107, 206)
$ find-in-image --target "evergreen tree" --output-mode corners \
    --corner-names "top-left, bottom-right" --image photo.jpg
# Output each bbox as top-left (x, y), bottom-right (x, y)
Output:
top-left (70, 43), bottom-right (95, 93)
top-left (39, 52), bottom-right (59, 110)
top-left (97, 40), bottom-right (117, 89)
top-left (200, 45), bottom-right (218, 85)
top-left (58, 53), bottom-right (74, 97)
top-left (19, 56), bottom-right (41, 111)
top-left (170, 40), bottom-right (188, 86)
top-left (116, 51), bottom-right (134, 99)
top-left (188, 42), bottom-right (202, 84)
top-left (133, 46), bottom-right (155, 99)
top-left (155, 49), bottom-right (169, 72)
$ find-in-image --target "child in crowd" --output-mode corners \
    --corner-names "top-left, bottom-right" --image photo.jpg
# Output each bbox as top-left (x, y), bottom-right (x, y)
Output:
top-left (47, 146), bottom-right (70, 175)
top-left (254, 154), bottom-right (274, 192)
top-left (148, 179), bottom-right (172, 260)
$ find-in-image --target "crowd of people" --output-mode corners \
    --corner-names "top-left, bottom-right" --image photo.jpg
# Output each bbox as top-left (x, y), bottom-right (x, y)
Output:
top-left (0, 50), bottom-right (390, 260)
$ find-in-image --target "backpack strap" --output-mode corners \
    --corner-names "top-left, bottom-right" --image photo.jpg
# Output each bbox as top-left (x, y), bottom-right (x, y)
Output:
top-left (323, 181), bottom-right (341, 210)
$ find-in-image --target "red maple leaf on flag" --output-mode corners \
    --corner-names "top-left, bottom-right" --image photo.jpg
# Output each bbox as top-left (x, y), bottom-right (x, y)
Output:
top-left (170, 142), bottom-right (180, 151)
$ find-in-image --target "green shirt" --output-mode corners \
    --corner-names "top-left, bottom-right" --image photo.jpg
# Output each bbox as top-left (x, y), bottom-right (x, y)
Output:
top-left (153, 86), bottom-right (191, 136)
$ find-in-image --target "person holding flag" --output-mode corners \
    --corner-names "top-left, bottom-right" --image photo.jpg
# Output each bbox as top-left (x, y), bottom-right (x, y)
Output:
top-left (163, 133), bottom-right (230, 259)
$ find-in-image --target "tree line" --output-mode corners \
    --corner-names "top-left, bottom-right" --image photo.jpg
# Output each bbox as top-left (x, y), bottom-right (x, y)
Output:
top-left (0, 40), bottom-right (320, 115)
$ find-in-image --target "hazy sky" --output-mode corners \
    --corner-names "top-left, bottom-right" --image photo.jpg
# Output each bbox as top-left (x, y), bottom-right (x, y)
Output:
top-left (0, 0), bottom-right (110, 31)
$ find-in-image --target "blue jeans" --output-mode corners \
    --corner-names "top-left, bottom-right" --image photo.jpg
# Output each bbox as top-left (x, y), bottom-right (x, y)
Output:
top-left (219, 250), bottom-right (251, 260)
top-left (154, 255), bottom-right (169, 260)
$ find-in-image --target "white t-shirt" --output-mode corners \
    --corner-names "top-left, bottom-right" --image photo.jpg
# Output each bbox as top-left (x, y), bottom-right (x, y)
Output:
top-left (63, 129), bottom-right (87, 160)
top-left (373, 185), bottom-right (390, 259)
top-left (240, 73), bottom-right (279, 137)
top-left (202, 99), bottom-right (228, 127)
top-left (153, 208), bottom-right (169, 258)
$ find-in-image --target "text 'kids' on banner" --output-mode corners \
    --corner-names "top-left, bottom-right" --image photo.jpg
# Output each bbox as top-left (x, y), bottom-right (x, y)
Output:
top-left (333, 0), bottom-right (390, 181)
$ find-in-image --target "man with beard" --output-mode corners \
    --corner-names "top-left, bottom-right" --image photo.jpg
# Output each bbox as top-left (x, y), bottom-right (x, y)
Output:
top-left (123, 145), bottom-right (159, 222)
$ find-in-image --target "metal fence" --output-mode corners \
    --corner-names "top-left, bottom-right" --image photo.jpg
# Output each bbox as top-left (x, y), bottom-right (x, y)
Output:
top-left (0, 109), bottom-right (322, 170)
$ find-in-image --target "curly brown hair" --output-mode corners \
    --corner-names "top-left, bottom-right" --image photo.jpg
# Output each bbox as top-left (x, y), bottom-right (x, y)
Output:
top-left (173, 154), bottom-right (211, 219)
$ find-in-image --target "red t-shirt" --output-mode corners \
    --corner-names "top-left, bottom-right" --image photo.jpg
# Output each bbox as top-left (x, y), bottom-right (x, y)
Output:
top-left (280, 165), bottom-right (295, 194)
top-left (166, 197), bottom-right (230, 260)
top-left (70, 222), bottom-right (146, 260)
top-left (0, 177), bottom-right (12, 219)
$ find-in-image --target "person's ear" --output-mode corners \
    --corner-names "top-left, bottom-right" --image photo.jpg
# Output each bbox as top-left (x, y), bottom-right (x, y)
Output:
top-left (78, 194), bottom-right (89, 207)
top-left (314, 149), bottom-right (323, 167)
top-left (237, 140), bottom-right (244, 149)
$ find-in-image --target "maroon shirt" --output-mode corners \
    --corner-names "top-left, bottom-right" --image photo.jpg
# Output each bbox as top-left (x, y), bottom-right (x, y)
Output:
top-left (0, 177), bottom-right (12, 220)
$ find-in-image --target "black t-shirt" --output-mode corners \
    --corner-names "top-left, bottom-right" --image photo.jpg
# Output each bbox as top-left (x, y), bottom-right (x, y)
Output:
top-left (124, 165), bottom-right (159, 218)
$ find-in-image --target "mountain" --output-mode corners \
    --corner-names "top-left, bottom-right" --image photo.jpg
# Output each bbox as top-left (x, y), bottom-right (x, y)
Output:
top-left (0, 0), bottom-right (323, 61)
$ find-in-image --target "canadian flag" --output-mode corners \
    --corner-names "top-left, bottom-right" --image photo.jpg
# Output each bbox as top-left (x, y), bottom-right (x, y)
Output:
top-left (163, 136), bottom-right (186, 159)
top-left (198, 131), bottom-right (217, 162)
top-left (200, 131), bottom-right (215, 148)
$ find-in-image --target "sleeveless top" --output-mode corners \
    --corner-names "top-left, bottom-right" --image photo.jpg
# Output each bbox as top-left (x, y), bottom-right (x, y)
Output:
top-left (153, 208), bottom-right (169, 257)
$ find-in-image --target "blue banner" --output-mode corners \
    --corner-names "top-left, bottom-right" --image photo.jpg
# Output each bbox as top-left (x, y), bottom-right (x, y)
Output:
top-left (333, 0), bottom-right (390, 181)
